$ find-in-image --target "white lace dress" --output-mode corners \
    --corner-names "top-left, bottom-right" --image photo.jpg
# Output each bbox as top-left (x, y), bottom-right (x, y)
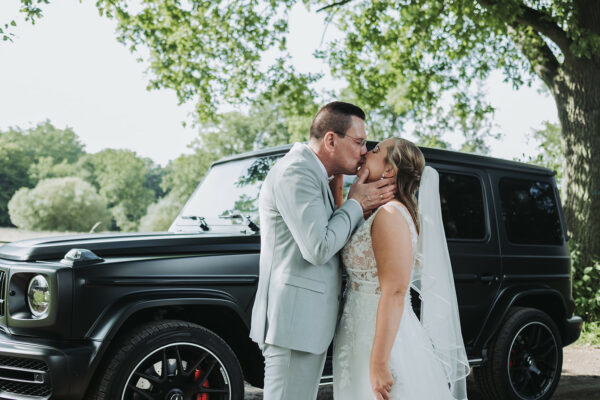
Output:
top-left (333, 203), bottom-right (455, 399)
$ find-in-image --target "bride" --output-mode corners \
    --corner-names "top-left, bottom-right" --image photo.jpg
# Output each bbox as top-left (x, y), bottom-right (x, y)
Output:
top-left (332, 138), bottom-right (470, 400)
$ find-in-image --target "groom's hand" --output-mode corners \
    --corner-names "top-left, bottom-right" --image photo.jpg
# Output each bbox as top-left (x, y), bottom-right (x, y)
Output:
top-left (348, 168), bottom-right (397, 213)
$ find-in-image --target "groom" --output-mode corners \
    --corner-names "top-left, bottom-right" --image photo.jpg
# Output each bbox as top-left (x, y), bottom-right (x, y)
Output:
top-left (250, 101), bottom-right (397, 399)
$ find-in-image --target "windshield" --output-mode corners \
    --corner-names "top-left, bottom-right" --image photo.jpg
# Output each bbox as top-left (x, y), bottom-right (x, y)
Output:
top-left (169, 155), bottom-right (280, 233)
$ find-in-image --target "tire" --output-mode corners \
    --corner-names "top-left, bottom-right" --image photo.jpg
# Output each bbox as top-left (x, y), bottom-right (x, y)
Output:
top-left (87, 320), bottom-right (244, 400)
top-left (474, 307), bottom-right (563, 400)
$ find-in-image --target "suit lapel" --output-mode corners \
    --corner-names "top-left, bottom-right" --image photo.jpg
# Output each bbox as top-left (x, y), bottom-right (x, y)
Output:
top-left (325, 180), bottom-right (335, 210)
top-left (296, 143), bottom-right (335, 211)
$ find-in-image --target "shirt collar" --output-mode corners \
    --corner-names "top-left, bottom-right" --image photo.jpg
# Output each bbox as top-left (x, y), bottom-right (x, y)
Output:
top-left (304, 143), bottom-right (334, 181)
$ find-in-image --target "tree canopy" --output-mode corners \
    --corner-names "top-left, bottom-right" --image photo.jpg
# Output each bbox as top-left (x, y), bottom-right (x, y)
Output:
top-left (7, 0), bottom-right (600, 261)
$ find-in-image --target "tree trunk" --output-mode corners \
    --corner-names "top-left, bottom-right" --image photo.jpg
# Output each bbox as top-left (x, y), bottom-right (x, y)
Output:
top-left (551, 59), bottom-right (600, 264)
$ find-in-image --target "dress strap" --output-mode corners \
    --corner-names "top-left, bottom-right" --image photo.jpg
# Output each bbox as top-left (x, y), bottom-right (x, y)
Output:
top-left (388, 203), bottom-right (418, 240)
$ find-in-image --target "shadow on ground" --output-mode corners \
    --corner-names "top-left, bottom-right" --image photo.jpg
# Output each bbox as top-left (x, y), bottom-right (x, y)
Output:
top-left (245, 373), bottom-right (600, 399)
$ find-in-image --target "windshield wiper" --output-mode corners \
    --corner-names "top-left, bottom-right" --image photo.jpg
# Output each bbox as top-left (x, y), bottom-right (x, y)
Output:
top-left (219, 214), bottom-right (260, 234)
top-left (181, 215), bottom-right (209, 231)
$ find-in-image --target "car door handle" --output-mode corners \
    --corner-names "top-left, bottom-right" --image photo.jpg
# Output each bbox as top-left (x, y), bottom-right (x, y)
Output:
top-left (479, 274), bottom-right (498, 283)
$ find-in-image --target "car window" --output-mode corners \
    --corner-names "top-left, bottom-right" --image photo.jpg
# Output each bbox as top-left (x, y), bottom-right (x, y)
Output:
top-left (173, 155), bottom-right (281, 231)
top-left (499, 178), bottom-right (564, 245)
top-left (344, 171), bottom-right (487, 240)
top-left (439, 172), bottom-right (487, 240)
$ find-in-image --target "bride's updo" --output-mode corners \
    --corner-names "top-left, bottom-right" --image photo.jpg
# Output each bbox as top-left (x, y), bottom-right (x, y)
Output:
top-left (384, 138), bottom-right (425, 233)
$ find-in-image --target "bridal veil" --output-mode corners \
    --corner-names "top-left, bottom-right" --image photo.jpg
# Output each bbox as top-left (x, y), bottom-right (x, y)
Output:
top-left (413, 166), bottom-right (470, 400)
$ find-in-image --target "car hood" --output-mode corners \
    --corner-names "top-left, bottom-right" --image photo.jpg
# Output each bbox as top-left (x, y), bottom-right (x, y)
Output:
top-left (0, 232), bottom-right (260, 262)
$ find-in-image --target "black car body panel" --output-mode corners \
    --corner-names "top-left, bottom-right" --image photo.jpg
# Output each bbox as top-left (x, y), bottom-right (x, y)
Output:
top-left (0, 143), bottom-right (581, 399)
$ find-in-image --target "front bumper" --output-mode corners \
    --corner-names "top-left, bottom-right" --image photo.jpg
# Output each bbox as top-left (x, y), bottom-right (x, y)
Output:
top-left (563, 315), bottom-right (583, 346)
top-left (0, 332), bottom-right (97, 400)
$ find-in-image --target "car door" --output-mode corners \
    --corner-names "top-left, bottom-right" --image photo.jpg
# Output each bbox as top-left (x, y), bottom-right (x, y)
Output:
top-left (427, 162), bottom-right (503, 352)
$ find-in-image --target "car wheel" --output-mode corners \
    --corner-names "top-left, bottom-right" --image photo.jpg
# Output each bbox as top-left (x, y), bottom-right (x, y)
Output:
top-left (474, 307), bottom-right (562, 400)
top-left (88, 320), bottom-right (244, 400)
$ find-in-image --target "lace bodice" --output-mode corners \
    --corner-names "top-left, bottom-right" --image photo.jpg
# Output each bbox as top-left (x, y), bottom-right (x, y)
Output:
top-left (341, 202), bottom-right (418, 295)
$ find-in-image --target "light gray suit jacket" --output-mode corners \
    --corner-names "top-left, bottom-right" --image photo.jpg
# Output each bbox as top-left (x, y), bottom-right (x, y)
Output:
top-left (250, 143), bottom-right (364, 354)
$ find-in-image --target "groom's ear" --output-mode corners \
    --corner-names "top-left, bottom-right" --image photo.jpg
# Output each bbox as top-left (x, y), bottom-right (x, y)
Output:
top-left (323, 131), bottom-right (337, 152)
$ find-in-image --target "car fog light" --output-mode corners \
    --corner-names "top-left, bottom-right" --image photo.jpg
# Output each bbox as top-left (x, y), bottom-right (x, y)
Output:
top-left (27, 275), bottom-right (50, 318)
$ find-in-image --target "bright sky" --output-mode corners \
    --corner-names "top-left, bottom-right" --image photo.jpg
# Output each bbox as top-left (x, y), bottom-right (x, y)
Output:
top-left (0, 1), bottom-right (559, 166)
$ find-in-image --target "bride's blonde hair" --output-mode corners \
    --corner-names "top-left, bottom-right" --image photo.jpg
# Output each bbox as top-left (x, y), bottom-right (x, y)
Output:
top-left (384, 138), bottom-right (425, 233)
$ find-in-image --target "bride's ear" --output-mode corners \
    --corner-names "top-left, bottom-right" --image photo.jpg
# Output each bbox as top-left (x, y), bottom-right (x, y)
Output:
top-left (382, 166), bottom-right (396, 179)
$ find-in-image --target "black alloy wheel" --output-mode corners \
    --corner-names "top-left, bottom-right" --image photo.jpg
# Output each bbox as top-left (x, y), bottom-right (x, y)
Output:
top-left (87, 320), bottom-right (244, 400)
top-left (507, 321), bottom-right (559, 399)
top-left (473, 307), bottom-right (563, 400)
top-left (123, 342), bottom-right (231, 400)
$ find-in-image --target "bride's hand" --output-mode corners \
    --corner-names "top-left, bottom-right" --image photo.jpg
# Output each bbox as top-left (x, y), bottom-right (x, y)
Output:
top-left (370, 361), bottom-right (393, 400)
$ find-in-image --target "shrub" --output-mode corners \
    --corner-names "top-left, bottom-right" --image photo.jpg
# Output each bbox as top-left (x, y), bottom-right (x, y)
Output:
top-left (571, 242), bottom-right (600, 322)
top-left (8, 177), bottom-right (111, 232)
top-left (139, 193), bottom-right (185, 232)
top-left (576, 321), bottom-right (600, 347)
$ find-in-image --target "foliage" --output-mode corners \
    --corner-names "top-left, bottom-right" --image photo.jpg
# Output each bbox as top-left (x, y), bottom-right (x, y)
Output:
top-left (571, 241), bottom-right (600, 322)
top-left (0, 121), bottom-right (170, 232)
top-left (0, 137), bottom-right (31, 226)
top-left (7, 177), bottom-right (111, 232)
top-left (77, 149), bottom-right (157, 231)
top-left (0, 121), bottom-right (86, 197)
top-left (2, 120), bottom-right (85, 166)
top-left (576, 321), bottom-right (600, 347)
top-left (5, 1), bottom-right (600, 262)
top-left (161, 150), bottom-right (217, 203)
top-left (163, 87), bottom-right (318, 205)
top-left (139, 192), bottom-right (185, 232)
top-left (523, 121), bottom-right (563, 185)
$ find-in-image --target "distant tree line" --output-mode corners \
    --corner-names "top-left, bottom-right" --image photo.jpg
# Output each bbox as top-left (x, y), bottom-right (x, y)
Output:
top-left (1, 121), bottom-right (164, 231)
top-left (0, 92), bottom-right (323, 232)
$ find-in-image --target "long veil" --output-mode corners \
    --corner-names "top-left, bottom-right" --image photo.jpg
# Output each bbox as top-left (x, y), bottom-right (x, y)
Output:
top-left (412, 166), bottom-right (470, 400)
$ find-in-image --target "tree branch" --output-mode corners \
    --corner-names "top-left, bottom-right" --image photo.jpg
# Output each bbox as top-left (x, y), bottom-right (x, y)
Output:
top-left (316, 0), bottom-right (354, 13)
top-left (575, 0), bottom-right (600, 36)
top-left (476, 0), bottom-right (572, 59)
top-left (508, 26), bottom-right (560, 87)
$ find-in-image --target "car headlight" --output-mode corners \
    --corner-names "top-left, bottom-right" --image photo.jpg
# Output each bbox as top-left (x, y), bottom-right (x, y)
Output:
top-left (27, 275), bottom-right (50, 318)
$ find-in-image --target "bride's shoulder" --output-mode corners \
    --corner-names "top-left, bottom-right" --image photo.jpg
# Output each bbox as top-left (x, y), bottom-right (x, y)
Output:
top-left (371, 201), bottom-right (411, 232)
top-left (381, 200), bottom-right (409, 215)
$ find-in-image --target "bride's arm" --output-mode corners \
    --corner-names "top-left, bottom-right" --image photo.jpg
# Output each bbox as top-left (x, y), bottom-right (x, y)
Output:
top-left (369, 204), bottom-right (414, 400)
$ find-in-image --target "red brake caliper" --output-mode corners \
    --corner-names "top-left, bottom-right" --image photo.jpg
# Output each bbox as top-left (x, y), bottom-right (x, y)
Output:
top-left (509, 348), bottom-right (515, 368)
top-left (194, 368), bottom-right (210, 400)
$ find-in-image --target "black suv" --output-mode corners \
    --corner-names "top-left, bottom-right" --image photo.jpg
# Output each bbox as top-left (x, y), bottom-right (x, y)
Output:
top-left (0, 143), bottom-right (582, 400)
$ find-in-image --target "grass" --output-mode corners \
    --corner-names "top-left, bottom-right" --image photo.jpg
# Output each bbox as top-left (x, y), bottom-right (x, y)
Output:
top-left (575, 321), bottom-right (600, 347)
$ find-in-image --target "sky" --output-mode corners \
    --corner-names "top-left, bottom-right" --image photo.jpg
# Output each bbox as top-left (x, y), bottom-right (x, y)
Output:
top-left (0, 1), bottom-right (559, 166)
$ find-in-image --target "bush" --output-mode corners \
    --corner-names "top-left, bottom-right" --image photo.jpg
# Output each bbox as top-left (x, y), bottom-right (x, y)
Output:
top-left (571, 242), bottom-right (600, 322)
top-left (8, 177), bottom-right (111, 232)
top-left (139, 193), bottom-right (185, 232)
top-left (576, 321), bottom-right (600, 347)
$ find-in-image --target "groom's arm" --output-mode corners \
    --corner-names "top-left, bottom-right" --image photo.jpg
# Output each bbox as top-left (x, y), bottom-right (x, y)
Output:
top-left (275, 166), bottom-right (363, 266)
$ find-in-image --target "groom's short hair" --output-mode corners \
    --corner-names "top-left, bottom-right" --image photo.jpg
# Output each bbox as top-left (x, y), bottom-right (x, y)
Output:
top-left (310, 101), bottom-right (365, 140)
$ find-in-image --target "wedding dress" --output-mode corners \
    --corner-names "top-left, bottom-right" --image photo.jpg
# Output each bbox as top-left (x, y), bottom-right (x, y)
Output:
top-left (332, 167), bottom-right (469, 400)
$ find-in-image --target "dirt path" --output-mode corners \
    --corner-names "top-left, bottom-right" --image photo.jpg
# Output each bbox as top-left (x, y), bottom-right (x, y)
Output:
top-left (244, 345), bottom-right (600, 399)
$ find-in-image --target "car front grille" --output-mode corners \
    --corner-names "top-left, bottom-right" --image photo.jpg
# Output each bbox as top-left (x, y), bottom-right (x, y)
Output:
top-left (0, 356), bottom-right (52, 398)
top-left (0, 270), bottom-right (5, 316)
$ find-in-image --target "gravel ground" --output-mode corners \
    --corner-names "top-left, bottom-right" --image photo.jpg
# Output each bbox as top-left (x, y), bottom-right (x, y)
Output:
top-left (244, 345), bottom-right (600, 399)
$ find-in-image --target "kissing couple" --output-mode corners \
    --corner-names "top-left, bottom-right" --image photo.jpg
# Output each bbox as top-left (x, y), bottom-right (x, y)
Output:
top-left (250, 102), bottom-right (470, 399)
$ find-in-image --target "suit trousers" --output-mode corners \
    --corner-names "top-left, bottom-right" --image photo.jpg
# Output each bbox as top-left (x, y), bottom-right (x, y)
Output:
top-left (262, 343), bottom-right (327, 400)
